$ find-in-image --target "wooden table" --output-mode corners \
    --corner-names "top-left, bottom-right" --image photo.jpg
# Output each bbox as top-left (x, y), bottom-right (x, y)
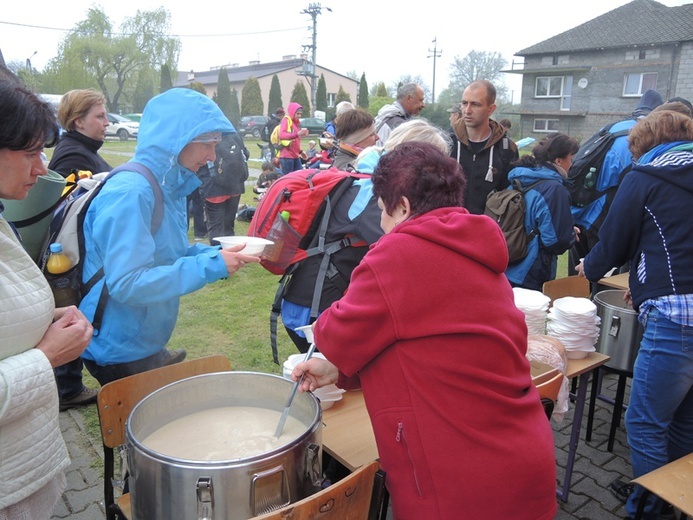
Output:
top-left (321, 354), bottom-right (608, 503)
top-left (598, 272), bottom-right (629, 290)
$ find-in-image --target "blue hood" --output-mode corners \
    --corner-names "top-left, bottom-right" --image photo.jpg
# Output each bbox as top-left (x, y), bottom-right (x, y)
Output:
top-left (508, 163), bottom-right (565, 186)
top-left (134, 88), bottom-right (235, 193)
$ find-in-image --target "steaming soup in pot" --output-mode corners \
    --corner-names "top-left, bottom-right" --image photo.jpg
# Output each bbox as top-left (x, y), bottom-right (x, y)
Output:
top-left (141, 406), bottom-right (306, 460)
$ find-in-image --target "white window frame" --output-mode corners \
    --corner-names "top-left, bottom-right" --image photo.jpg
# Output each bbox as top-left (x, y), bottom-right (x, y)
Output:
top-left (535, 76), bottom-right (564, 98)
top-left (623, 73), bottom-right (658, 97)
top-left (327, 93), bottom-right (336, 108)
top-left (533, 119), bottom-right (560, 133)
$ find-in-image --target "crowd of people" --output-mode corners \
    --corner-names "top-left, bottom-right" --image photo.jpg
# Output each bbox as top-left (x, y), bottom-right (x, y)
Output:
top-left (2, 71), bottom-right (692, 520)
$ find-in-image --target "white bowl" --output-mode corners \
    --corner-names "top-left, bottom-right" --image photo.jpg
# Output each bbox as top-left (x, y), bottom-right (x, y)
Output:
top-left (213, 236), bottom-right (273, 256)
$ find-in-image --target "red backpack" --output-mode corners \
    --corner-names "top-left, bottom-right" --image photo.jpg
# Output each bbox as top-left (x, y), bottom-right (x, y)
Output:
top-left (249, 167), bottom-right (370, 275)
top-left (249, 167), bottom-right (373, 363)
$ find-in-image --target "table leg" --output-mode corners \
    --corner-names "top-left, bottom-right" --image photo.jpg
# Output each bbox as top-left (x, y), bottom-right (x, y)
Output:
top-left (557, 371), bottom-right (590, 502)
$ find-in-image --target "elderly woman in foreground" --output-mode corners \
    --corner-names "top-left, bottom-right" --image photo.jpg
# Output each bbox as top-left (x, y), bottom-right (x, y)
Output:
top-left (0, 80), bottom-right (93, 519)
top-left (578, 110), bottom-right (693, 520)
top-left (293, 142), bottom-right (557, 520)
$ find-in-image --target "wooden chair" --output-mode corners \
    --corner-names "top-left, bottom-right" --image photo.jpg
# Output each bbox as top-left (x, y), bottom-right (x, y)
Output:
top-left (252, 460), bottom-right (383, 520)
top-left (97, 354), bottom-right (232, 520)
top-left (534, 368), bottom-right (564, 420)
top-left (542, 275), bottom-right (591, 306)
top-left (631, 452), bottom-right (693, 520)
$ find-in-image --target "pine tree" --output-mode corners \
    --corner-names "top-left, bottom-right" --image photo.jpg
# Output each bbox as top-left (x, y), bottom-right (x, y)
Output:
top-left (230, 88), bottom-right (241, 128)
top-left (241, 77), bottom-right (264, 116)
top-left (268, 75), bottom-right (283, 116)
top-left (160, 64), bottom-right (173, 93)
top-left (216, 68), bottom-right (233, 121)
top-left (291, 81), bottom-right (310, 115)
top-left (316, 74), bottom-right (327, 114)
top-left (335, 86), bottom-right (351, 104)
top-left (358, 73), bottom-right (369, 109)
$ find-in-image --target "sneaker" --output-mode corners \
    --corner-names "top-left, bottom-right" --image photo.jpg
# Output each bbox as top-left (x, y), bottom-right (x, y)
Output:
top-left (60, 387), bottom-right (98, 411)
top-left (610, 478), bottom-right (634, 504)
top-left (162, 348), bottom-right (187, 366)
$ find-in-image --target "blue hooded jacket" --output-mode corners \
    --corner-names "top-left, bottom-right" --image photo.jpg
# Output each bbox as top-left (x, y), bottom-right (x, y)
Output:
top-left (505, 164), bottom-right (574, 290)
top-left (80, 88), bottom-right (235, 365)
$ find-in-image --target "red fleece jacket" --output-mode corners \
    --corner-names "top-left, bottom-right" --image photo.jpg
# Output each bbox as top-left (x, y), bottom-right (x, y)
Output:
top-left (314, 207), bottom-right (557, 520)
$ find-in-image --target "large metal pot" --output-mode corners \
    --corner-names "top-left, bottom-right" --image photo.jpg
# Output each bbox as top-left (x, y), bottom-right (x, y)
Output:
top-left (126, 371), bottom-right (322, 520)
top-left (594, 290), bottom-right (644, 372)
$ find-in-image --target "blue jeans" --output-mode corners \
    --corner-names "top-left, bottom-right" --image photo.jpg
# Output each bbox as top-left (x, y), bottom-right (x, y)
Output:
top-left (625, 308), bottom-right (693, 519)
top-left (280, 157), bottom-right (303, 175)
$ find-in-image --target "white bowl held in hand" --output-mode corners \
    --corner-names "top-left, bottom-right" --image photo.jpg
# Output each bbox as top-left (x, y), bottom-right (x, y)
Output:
top-left (213, 236), bottom-right (273, 256)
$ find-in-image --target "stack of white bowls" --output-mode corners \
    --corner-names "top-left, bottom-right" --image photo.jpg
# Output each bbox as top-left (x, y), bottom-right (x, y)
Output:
top-left (547, 297), bottom-right (601, 358)
top-left (513, 288), bottom-right (551, 335)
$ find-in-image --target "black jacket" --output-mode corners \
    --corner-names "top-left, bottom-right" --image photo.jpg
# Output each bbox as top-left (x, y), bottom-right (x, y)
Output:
top-left (450, 119), bottom-right (519, 215)
top-left (48, 131), bottom-right (112, 177)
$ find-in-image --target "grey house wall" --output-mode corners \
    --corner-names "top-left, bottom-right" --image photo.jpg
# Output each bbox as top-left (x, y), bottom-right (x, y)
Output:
top-left (516, 42), bottom-right (690, 142)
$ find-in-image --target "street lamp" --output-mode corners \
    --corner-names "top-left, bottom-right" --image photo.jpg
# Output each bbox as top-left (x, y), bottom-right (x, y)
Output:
top-left (26, 51), bottom-right (37, 72)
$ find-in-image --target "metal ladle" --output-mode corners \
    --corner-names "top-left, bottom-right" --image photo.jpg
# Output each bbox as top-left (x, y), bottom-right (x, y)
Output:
top-left (274, 325), bottom-right (316, 438)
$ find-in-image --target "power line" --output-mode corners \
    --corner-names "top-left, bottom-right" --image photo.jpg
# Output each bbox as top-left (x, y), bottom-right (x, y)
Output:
top-left (0, 20), bottom-right (305, 39)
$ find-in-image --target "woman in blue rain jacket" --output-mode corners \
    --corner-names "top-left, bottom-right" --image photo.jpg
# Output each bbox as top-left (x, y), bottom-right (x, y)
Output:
top-left (505, 133), bottom-right (578, 290)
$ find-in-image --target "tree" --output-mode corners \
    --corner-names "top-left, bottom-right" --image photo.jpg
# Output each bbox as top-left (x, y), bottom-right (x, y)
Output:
top-left (291, 81), bottom-right (310, 115)
top-left (216, 68), bottom-right (233, 121)
top-left (241, 77), bottom-right (263, 116)
top-left (316, 74), bottom-right (327, 114)
top-left (449, 50), bottom-right (508, 102)
top-left (188, 81), bottom-right (206, 95)
top-left (268, 75), bottom-right (283, 116)
top-left (44, 6), bottom-right (180, 112)
top-left (335, 85), bottom-right (351, 105)
top-left (358, 73), bottom-right (369, 109)
top-left (160, 63), bottom-right (173, 92)
top-left (131, 68), bottom-right (155, 111)
top-left (230, 88), bottom-right (241, 128)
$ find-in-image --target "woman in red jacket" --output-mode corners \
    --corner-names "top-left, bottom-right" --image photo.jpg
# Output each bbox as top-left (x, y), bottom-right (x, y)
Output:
top-left (293, 142), bottom-right (557, 520)
top-left (278, 102), bottom-right (309, 174)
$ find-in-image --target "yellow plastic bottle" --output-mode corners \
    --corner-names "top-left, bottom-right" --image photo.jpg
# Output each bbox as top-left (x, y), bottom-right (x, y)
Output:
top-left (46, 243), bottom-right (78, 307)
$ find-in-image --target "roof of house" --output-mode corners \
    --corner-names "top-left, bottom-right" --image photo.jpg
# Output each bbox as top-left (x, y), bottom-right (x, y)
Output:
top-left (517, 0), bottom-right (693, 56)
top-left (176, 58), bottom-right (356, 87)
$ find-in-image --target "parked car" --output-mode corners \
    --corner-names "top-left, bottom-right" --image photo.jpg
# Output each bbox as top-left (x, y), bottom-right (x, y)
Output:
top-left (122, 113), bottom-right (142, 122)
top-left (106, 113), bottom-right (139, 141)
top-left (300, 117), bottom-right (326, 135)
top-left (238, 115), bottom-right (269, 138)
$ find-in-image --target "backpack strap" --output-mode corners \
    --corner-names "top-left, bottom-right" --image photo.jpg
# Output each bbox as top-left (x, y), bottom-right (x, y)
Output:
top-left (268, 175), bottom-right (364, 364)
top-left (83, 162), bottom-right (164, 334)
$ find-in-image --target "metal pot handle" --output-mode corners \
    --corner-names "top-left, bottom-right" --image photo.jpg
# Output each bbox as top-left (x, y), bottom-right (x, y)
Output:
top-left (196, 477), bottom-right (214, 520)
top-left (609, 315), bottom-right (621, 338)
top-left (251, 465), bottom-right (290, 516)
top-left (305, 442), bottom-right (323, 487)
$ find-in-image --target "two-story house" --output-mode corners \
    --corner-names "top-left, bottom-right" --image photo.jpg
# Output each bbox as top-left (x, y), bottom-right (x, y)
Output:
top-left (507, 0), bottom-right (693, 141)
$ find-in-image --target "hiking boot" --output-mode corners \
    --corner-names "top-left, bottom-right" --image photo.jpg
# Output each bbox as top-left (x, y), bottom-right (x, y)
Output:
top-left (610, 478), bottom-right (633, 504)
top-left (60, 387), bottom-right (98, 411)
top-left (162, 348), bottom-right (187, 366)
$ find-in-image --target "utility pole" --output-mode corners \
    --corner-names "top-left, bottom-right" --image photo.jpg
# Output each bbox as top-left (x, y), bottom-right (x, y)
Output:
top-left (427, 38), bottom-right (442, 106)
top-left (300, 3), bottom-right (331, 116)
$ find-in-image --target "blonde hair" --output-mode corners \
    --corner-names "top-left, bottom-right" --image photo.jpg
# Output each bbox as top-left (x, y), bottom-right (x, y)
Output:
top-left (353, 119), bottom-right (451, 169)
top-left (57, 89), bottom-right (107, 131)
top-left (628, 110), bottom-right (693, 160)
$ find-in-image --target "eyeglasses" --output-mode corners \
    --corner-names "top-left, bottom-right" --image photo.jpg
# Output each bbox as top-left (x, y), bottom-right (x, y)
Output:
top-left (191, 132), bottom-right (222, 143)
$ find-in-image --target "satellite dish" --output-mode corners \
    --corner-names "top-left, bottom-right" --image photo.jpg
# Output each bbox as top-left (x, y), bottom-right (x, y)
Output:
top-left (578, 78), bottom-right (589, 89)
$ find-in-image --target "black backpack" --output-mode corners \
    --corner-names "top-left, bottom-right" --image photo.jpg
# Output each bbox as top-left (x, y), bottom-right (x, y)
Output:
top-left (484, 179), bottom-right (547, 263)
top-left (567, 122), bottom-right (632, 208)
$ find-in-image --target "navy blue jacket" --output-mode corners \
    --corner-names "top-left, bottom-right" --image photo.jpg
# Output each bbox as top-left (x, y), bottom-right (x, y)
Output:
top-left (584, 143), bottom-right (693, 310)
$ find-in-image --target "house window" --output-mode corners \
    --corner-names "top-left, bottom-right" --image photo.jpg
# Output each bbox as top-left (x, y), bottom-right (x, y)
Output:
top-left (561, 76), bottom-right (573, 110)
top-left (533, 119), bottom-right (560, 133)
top-left (327, 93), bottom-right (336, 108)
top-left (623, 73), bottom-right (657, 96)
top-left (535, 76), bottom-right (564, 98)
